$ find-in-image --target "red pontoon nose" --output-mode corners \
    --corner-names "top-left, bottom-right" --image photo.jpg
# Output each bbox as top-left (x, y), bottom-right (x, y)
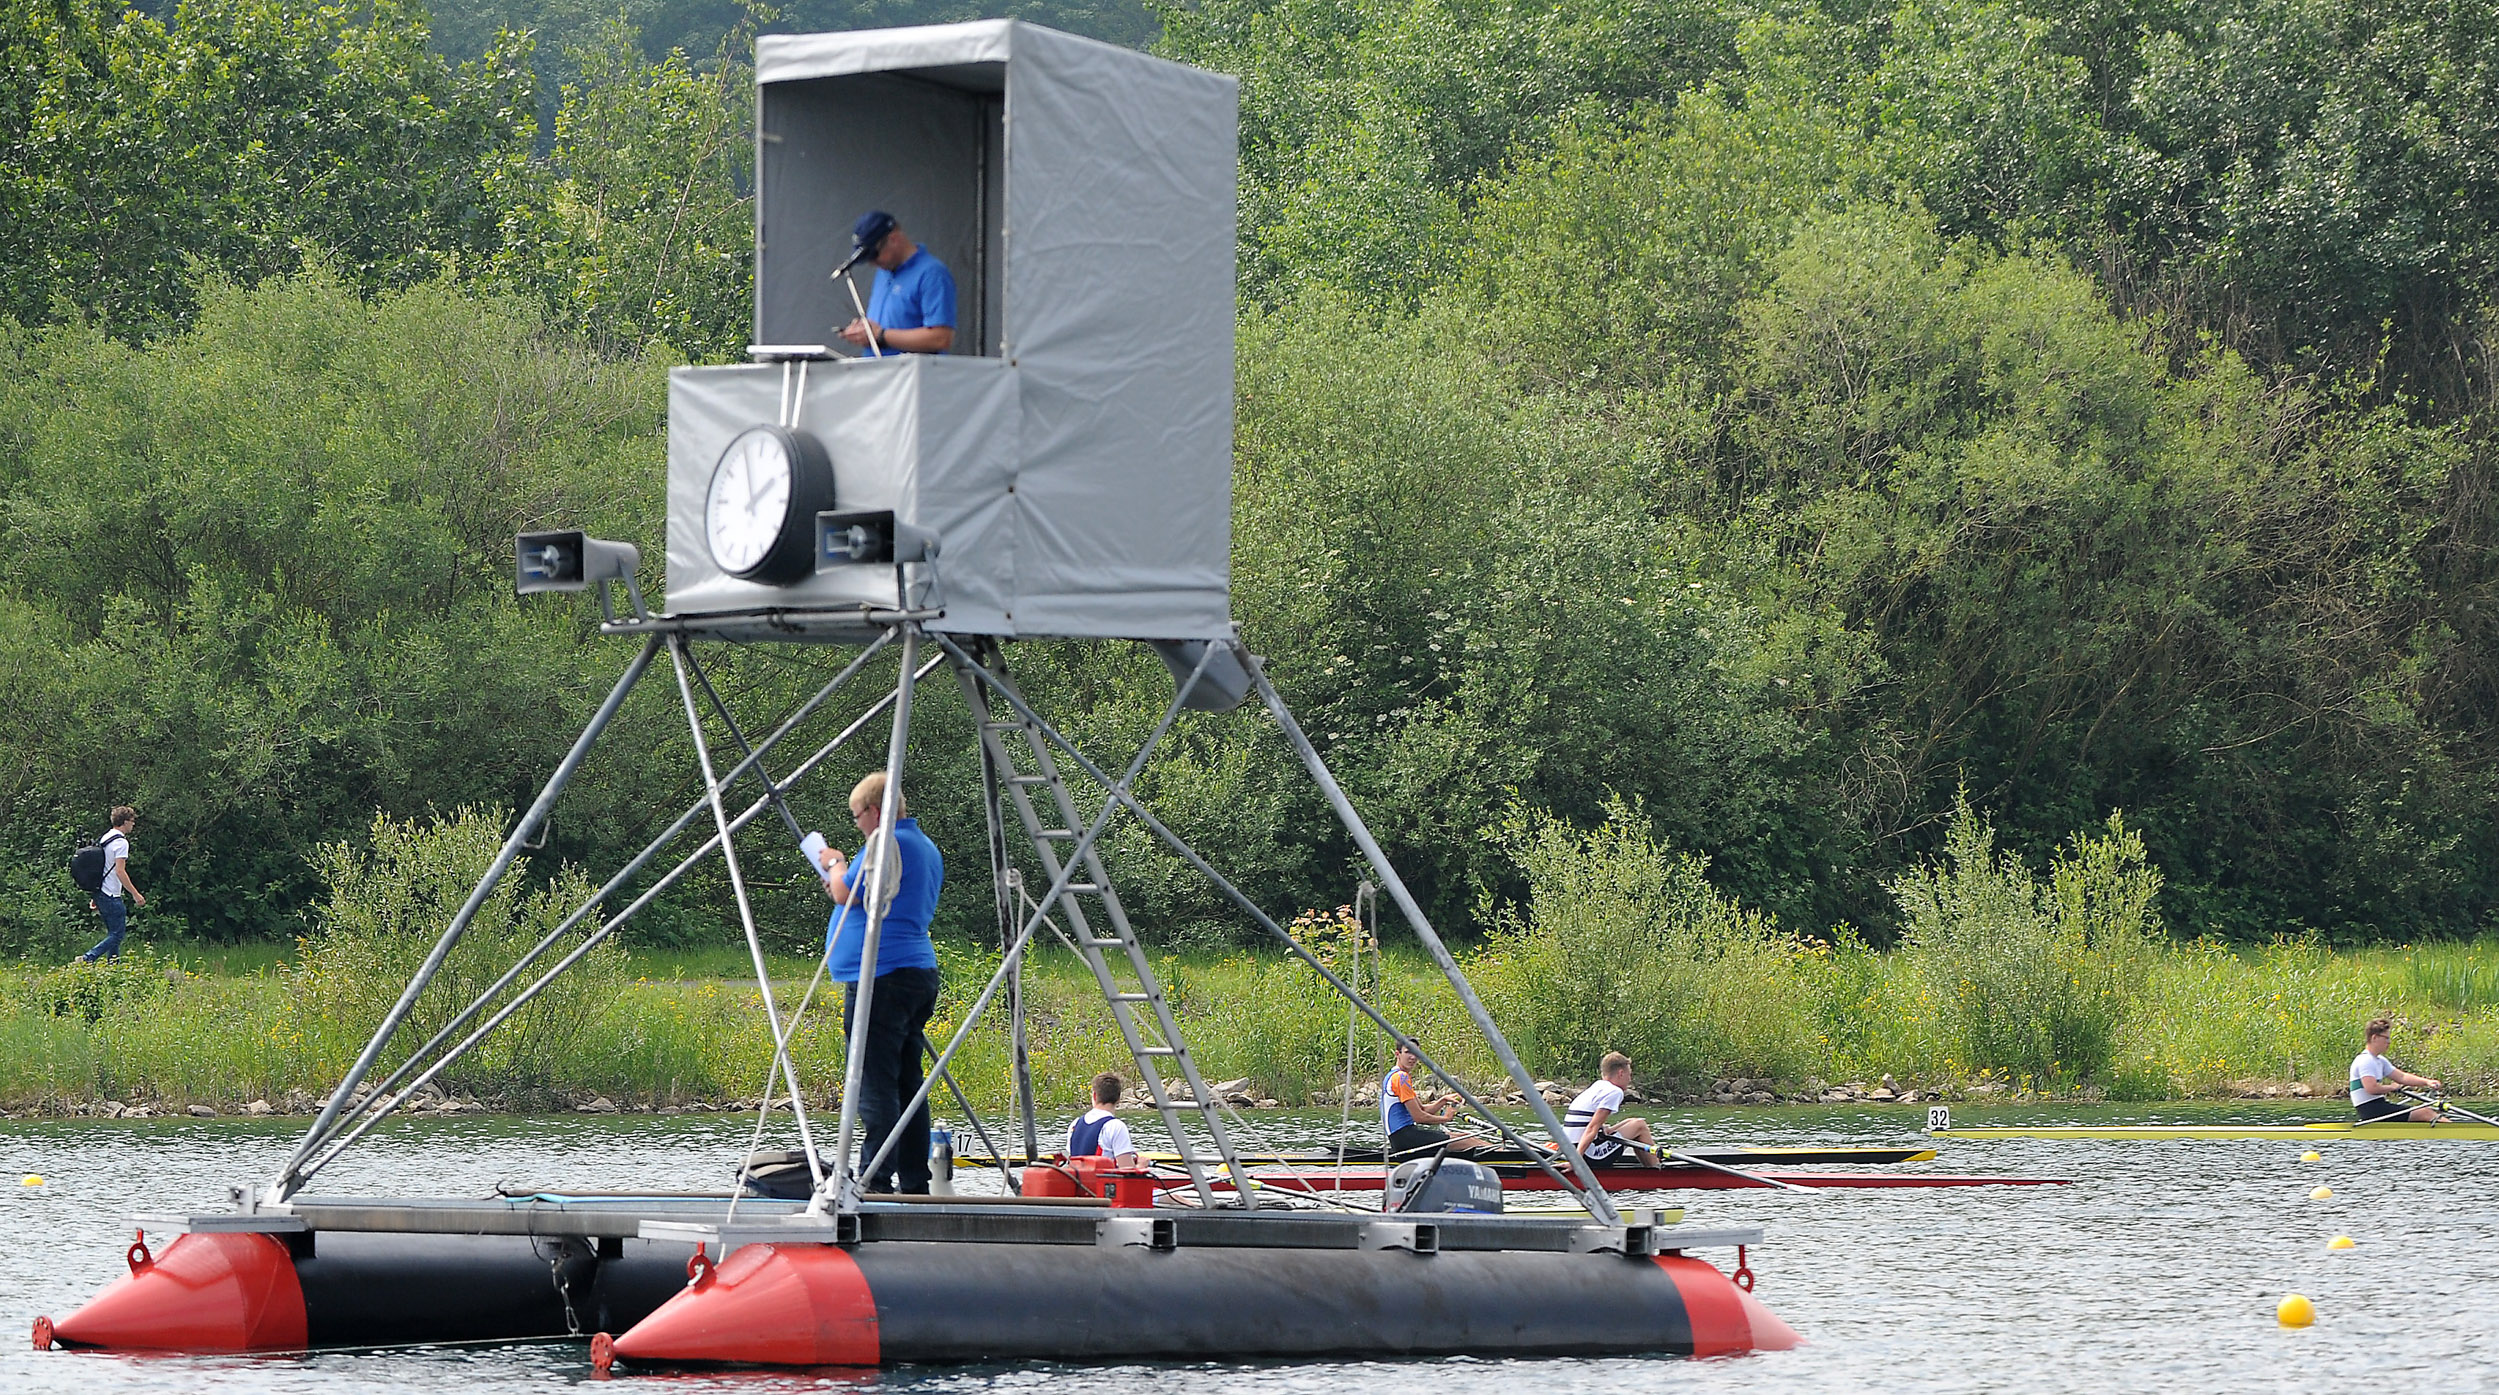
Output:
top-left (609, 1243), bottom-right (880, 1365)
top-left (48, 1232), bottom-right (307, 1352)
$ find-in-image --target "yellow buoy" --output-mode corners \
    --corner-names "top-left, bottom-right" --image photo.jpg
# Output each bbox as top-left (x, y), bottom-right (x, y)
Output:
top-left (2278, 1293), bottom-right (2316, 1327)
top-left (2300, 1150), bottom-right (2322, 1162)
top-left (2327, 1235), bottom-right (2355, 1250)
top-left (18, 1175), bottom-right (40, 1188)
top-left (2309, 1185), bottom-right (2334, 1200)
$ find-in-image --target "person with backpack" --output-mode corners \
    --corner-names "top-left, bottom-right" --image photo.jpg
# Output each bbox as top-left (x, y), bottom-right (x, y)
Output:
top-left (75, 806), bottom-right (144, 963)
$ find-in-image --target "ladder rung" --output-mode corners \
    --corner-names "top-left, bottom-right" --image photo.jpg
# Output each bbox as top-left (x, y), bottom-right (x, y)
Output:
top-left (1135, 1047), bottom-right (1178, 1056)
top-left (1078, 938), bottom-right (1128, 950)
top-left (1006, 775), bottom-right (1051, 786)
top-left (1034, 829), bottom-right (1078, 840)
top-left (1109, 992), bottom-right (1154, 1003)
top-left (981, 721), bottom-right (1029, 733)
top-left (1060, 883), bottom-right (1102, 895)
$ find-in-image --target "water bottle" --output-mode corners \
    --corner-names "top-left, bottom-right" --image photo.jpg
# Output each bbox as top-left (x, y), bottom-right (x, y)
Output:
top-left (930, 1128), bottom-right (955, 1196)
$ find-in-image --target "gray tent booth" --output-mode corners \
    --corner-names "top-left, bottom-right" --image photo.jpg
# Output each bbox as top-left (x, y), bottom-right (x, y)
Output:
top-left (664, 21), bottom-right (1239, 642)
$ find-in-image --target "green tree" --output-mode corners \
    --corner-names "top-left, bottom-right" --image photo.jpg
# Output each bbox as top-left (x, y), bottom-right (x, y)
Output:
top-left (492, 17), bottom-right (756, 360)
top-left (0, 274), bottom-right (669, 947)
top-left (0, 0), bottom-right (535, 338)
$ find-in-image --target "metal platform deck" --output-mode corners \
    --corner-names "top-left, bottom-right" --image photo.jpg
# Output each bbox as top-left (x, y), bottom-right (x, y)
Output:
top-left (139, 1194), bottom-right (1757, 1257)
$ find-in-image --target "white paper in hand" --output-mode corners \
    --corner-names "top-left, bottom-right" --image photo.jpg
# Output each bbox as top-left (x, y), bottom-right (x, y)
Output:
top-left (799, 831), bottom-right (831, 884)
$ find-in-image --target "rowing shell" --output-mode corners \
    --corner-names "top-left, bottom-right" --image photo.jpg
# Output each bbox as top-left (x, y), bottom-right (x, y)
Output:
top-left (1932, 1121), bottom-right (2499, 1141)
top-left (1172, 1166), bottom-right (2066, 1194)
top-left (958, 1145), bottom-right (1940, 1170)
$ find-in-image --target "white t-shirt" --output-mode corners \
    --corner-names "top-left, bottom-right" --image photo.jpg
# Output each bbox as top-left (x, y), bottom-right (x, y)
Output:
top-left (2350, 1050), bottom-right (2396, 1106)
top-left (96, 830), bottom-right (131, 900)
top-left (1071, 1108), bottom-right (1135, 1160)
top-left (1563, 1078), bottom-right (1626, 1132)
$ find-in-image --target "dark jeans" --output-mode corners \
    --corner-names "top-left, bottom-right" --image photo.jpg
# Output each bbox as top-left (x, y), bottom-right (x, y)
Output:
top-left (80, 895), bottom-right (129, 962)
top-left (842, 965), bottom-right (940, 1194)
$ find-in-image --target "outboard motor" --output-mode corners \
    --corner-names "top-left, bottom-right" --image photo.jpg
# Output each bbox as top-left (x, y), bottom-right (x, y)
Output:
top-left (1385, 1157), bottom-right (1503, 1214)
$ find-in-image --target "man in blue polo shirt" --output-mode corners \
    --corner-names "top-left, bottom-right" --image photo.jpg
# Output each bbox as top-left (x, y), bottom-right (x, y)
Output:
top-left (817, 770), bottom-right (945, 1193)
top-left (839, 209), bottom-right (956, 357)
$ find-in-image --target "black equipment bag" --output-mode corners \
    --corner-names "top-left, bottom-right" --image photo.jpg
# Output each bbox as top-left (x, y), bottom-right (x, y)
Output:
top-left (70, 836), bottom-right (111, 894)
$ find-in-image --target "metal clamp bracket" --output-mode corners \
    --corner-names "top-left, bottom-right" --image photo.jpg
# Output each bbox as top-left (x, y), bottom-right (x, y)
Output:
top-left (1096, 1216), bottom-right (1177, 1251)
top-left (131, 1212), bottom-right (308, 1236)
top-left (1569, 1223), bottom-right (1658, 1257)
top-left (640, 1215), bottom-right (858, 1254)
top-left (1360, 1221), bottom-right (1438, 1255)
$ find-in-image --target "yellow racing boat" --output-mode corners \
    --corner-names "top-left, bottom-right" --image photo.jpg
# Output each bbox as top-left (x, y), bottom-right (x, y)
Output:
top-left (1925, 1104), bottom-right (2499, 1141)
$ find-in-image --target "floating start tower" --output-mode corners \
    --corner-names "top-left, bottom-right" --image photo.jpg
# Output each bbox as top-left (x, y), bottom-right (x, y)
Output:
top-left (41, 21), bottom-right (1795, 1368)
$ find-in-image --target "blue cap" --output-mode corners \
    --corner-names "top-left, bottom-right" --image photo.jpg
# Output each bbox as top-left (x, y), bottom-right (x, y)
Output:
top-left (852, 210), bottom-right (898, 258)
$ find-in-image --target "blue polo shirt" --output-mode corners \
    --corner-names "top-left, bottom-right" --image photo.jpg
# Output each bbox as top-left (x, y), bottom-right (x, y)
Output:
top-left (826, 817), bottom-right (944, 982)
top-left (864, 248), bottom-right (957, 354)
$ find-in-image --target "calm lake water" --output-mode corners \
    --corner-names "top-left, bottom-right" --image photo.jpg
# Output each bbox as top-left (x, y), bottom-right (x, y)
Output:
top-left (1, 1102), bottom-right (2492, 1392)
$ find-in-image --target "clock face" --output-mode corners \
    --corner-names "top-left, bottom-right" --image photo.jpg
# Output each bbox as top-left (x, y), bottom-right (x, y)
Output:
top-left (706, 428), bottom-right (796, 576)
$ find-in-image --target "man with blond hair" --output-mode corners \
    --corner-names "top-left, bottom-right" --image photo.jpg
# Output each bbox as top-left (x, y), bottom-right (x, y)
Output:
top-left (1560, 1052), bottom-right (1659, 1165)
top-left (816, 770), bottom-right (945, 1192)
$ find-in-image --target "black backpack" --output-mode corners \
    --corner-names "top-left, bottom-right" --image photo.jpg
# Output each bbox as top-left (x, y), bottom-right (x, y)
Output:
top-left (70, 832), bottom-right (120, 894)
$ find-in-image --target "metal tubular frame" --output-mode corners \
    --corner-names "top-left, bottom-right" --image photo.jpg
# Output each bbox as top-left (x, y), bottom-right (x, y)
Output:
top-left (289, 634), bottom-right (899, 1170)
top-left (271, 634), bottom-right (660, 1199)
top-left (671, 637), bottom-right (826, 1180)
top-left (680, 644), bottom-right (1008, 1170)
top-left (965, 638), bottom-right (1042, 1162)
top-left (286, 652), bottom-right (940, 1193)
top-left (850, 640), bottom-right (1246, 1205)
top-left (1240, 653), bottom-right (1617, 1219)
top-left (932, 633), bottom-right (1615, 1219)
top-left (286, 622), bottom-right (1606, 1220)
top-left (825, 627), bottom-right (922, 1208)
top-left (949, 640), bottom-right (1251, 1204)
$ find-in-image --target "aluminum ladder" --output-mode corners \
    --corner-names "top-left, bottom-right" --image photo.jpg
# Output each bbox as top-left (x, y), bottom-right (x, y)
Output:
top-left (952, 652), bottom-right (1256, 1208)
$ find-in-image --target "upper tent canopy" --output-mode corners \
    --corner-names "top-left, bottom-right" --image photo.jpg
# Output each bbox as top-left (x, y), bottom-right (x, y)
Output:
top-left (752, 19), bottom-right (1238, 376)
top-left (662, 22), bottom-right (1238, 642)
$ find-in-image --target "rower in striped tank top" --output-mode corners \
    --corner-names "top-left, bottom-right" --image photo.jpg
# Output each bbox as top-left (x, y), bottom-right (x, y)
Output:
top-left (1557, 1052), bottom-right (1658, 1166)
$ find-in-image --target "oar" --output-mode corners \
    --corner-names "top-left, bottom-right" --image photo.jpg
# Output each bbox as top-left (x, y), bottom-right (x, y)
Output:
top-left (2399, 1087), bottom-right (2499, 1129)
top-left (1657, 1148), bottom-right (1811, 1192)
top-left (1443, 1096), bottom-right (1810, 1194)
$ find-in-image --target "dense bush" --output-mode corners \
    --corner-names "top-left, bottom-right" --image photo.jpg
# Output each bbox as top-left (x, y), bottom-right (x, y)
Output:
top-left (1471, 800), bottom-right (1818, 1087)
top-left (1892, 797), bottom-right (2160, 1088)
top-left (0, 276), bottom-right (675, 952)
top-left (292, 807), bottom-right (628, 1100)
top-left (7, 0), bottom-right (2499, 962)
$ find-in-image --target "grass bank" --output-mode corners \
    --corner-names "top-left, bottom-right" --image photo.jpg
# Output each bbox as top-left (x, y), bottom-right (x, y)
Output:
top-left (5, 803), bottom-right (2494, 1119)
top-left (3, 932), bottom-right (2493, 1120)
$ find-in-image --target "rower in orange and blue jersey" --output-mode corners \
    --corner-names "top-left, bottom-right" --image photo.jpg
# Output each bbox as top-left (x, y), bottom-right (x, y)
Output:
top-left (1381, 1038), bottom-right (1493, 1160)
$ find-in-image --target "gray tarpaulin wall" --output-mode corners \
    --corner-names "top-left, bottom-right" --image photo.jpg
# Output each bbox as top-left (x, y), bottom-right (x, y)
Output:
top-left (665, 21), bottom-right (1239, 641)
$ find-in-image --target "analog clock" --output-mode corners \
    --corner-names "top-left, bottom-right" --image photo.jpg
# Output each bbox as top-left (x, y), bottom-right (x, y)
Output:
top-left (705, 425), bottom-right (834, 584)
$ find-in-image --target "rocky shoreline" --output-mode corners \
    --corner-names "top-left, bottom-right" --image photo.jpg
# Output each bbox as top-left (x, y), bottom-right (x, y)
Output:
top-left (3, 1073), bottom-right (2352, 1122)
